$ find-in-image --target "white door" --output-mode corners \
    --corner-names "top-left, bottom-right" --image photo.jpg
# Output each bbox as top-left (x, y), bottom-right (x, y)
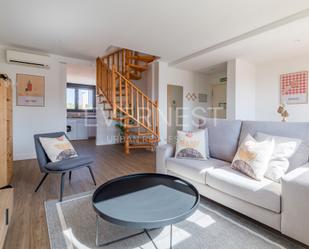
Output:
top-left (211, 84), bottom-right (227, 119)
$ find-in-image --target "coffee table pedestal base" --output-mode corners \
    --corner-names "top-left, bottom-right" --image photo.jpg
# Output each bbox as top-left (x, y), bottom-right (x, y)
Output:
top-left (95, 216), bottom-right (173, 249)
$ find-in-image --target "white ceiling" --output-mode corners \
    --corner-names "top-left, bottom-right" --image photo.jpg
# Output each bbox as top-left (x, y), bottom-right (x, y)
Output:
top-left (203, 63), bottom-right (227, 75)
top-left (175, 15), bottom-right (309, 72)
top-left (1, 0), bottom-right (309, 64)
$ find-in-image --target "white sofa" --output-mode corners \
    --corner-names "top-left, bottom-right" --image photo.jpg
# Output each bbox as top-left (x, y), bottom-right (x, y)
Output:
top-left (156, 119), bottom-right (309, 245)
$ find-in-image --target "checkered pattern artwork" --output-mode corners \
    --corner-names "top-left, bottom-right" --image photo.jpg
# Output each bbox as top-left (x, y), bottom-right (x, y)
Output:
top-left (185, 92), bottom-right (197, 101)
top-left (280, 71), bottom-right (308, 104)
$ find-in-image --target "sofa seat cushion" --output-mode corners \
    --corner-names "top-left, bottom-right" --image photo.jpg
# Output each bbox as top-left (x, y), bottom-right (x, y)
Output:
top-left (206, 166), bottom-right (281, 213)
top-left (166, 157), bottom-right (230, 184)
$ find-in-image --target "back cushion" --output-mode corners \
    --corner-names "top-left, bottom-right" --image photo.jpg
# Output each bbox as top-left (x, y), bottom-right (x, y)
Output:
top-left (205, 119), bottom-right (242, 162)
top-left (240, 121), bottom-right (309, 172)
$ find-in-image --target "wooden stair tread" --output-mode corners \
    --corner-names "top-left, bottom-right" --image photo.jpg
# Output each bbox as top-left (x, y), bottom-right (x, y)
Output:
top-left (129, 136), bottom-right (159, 141)
top-left (129, 72), bottom-right (142, 80)
top-left (127, 131), bottom-right (153, 136)
top-left (127, 64), bottom-right (148, 72)
top-left (115, 94), bottom-right (126, 97)
top-left (112, 116), bottom-right (130, 121)
top-left (101, 100), bottom-right (125, 104)
top-left (127, 55), bottom-right (156, 63)
top-left (100, 100), bottom-right (113, 104)
top-left (128, 144), bottom-right (156, 149)
top-left (124, 124), bottom-right (140, 129)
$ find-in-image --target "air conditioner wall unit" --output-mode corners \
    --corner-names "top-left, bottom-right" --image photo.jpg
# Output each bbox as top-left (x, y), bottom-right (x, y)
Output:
top-left (6, 50), bottom-right (50, 69)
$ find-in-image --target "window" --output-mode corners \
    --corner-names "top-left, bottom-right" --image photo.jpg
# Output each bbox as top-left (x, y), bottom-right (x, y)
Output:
top-left (66, 88), bottom-right (75, 109)
top-left (66, 83), bottom-right (96, 112)
top-left (78, 88), bottom-right (94, 110)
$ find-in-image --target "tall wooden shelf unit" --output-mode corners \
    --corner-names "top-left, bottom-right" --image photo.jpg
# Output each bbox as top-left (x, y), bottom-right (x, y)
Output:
top-left (0, 76), bottom-right (13, 249)
top-left (0, 77), bottom-right (13, 188)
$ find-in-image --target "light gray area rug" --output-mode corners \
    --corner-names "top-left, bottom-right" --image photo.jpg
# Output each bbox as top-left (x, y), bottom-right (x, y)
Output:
top-left (45, 192), bottom-right (306, 249)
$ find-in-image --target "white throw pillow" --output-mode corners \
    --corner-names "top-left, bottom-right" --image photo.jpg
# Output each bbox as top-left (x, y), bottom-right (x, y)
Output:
top-left (231, 134), bottom-right (275, 181)
top-left (175, 130), bottom-right (208, 160)
top-left (39, 135), bottom-right (78, 162)
top-left (255, 132), bottom-right (301, 182)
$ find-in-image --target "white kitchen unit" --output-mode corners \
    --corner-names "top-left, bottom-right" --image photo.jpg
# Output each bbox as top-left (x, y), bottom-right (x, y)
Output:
top-left (67, 118), bottom-right (90, 140)
top-left (87, 118), bottom-right (97, 138)
top-left (67, 118), bottom-right (77, 140)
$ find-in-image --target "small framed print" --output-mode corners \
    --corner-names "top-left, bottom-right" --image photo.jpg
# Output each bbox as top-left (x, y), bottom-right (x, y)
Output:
top-left (198, 93), bottom-right (208, 103)
top-left (280, 71), bottom-right (308, 105)
top-left (16, 74), bottom-right (45, 107)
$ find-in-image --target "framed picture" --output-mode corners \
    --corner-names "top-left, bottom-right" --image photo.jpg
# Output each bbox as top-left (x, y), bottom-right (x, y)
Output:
top-left (16, 74), bottom-right (45, 106)
top-left (198, 93), bottom-right (208, 103)
top-left (280, 71), bottom-right (308, 105)
top-left (218, 102), bottom-right (227, 110)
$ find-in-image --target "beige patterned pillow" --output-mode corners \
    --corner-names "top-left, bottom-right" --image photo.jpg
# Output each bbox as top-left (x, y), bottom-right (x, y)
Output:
top-left (175, 130), bottom-right (207, 160)
top-left (39, 135), bottom-right (78, 162)
top-left (231, 134), bottom-right (275, 180)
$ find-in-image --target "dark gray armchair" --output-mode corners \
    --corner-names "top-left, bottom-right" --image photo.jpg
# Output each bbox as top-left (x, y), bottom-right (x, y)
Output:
top-left (34, 132), bottom-right (96, 201)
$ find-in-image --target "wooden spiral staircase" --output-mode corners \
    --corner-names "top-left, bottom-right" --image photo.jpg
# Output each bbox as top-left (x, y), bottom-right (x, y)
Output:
top-left (96, 49), bottom-right (160, 154)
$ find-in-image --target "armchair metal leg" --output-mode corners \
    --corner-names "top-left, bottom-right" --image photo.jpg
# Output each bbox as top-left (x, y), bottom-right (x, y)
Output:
top-left (87, 166), bottom-right (97, 186)
top-left (60, 173), bottom-right (66, 202)
top-left (34, 173), bottom-right (49, 192)
top-left (69, 171), bottom-right (72, 181)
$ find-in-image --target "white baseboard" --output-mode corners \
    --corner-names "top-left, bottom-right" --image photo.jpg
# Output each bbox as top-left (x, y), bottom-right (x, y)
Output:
top-left (95, 141), bottom-right (121, 146)
top-left (13, 153), bottom-right (36, 161)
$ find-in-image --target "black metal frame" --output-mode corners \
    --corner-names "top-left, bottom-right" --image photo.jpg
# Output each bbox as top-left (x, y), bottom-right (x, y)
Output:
top-left (95, 215), bottom-right (173, 249)
top-left (34, 165), bottom-right (96, 202)
top-left (66, 83), bottom-right (96, 112)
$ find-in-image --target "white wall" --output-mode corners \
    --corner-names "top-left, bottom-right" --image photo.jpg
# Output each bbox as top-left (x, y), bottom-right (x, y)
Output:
top-left (0, 46), bottom-right (93, 160)
top-left (255, 55), bottom-right (309, 122)
top-left (67, 64), bottom-right (96, 85)
top-left (156, 61), bottom-right (211, 144)
top-left (227, 59), bottom-right (256, 120)
top-left (96, 105), bottom-right (120, 145)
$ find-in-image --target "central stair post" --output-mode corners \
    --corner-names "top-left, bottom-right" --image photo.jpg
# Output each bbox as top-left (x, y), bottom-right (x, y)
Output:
top-left (124, 118), bottom-right (130, 154)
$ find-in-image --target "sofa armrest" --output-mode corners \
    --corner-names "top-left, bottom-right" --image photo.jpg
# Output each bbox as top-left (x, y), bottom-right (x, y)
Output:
top-left (281, 163), bottom-right (309, 245)
top-left (156, 144), bottom-right (175, 174)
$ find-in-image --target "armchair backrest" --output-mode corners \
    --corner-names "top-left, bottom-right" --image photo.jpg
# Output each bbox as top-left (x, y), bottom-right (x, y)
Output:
top-left (33, 132), bottom-right (66, 172)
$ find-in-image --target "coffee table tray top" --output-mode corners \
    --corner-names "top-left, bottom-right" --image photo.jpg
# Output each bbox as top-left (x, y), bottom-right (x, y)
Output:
top-left (92, 173), bottom-right (200, 229)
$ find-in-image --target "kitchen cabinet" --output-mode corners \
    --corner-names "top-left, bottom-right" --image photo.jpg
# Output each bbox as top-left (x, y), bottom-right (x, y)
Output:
top-left (76, 119), bottom-right (88, 140)
top-left (87, 118), bottom-right (97, 138)
top-left (66, 118), bottom-right (96, 140)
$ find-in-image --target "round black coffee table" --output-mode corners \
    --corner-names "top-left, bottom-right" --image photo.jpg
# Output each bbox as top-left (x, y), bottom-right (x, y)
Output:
top-left (92, 173), bottom-right (200, 248)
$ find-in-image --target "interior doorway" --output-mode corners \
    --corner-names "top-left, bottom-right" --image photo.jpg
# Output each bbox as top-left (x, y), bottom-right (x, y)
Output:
top-left (211, 83), bottom-right (227, 119)
top-left (66, 64), bottom-right (97, 141)
top-left (167, 85), bottom-right (183, 144)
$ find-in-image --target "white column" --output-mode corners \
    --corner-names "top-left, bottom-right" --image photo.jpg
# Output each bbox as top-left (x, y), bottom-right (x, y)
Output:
top-left (227, 60), bottom-right (236, 120)
top-left (227, 59), bottom-right (256, 120)
top-left (156, 61), bottom-right (169, 145)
